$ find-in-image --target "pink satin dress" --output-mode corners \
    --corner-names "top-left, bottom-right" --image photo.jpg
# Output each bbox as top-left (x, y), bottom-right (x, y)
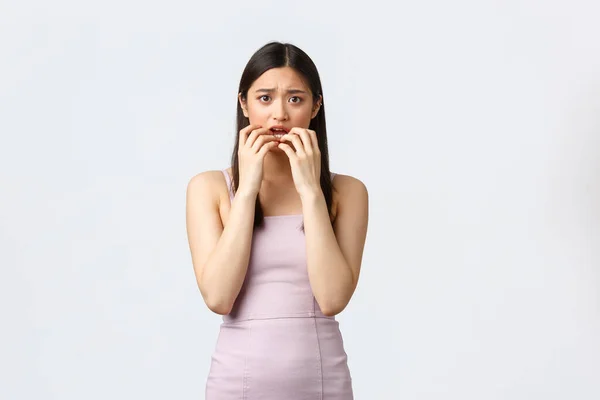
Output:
top-left (204, 169), bottom-right (353, 399)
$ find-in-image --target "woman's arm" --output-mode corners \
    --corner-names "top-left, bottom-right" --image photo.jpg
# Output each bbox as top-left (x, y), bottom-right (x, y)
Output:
top-left (301, 174), bottom-right (369, 316)
top-left (185, 171), bottom-right (256, 315)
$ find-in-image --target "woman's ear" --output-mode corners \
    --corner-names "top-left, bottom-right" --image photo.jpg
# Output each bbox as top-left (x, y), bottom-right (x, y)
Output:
top-left (311, 94), bottom-right (323, 119)
top-left (238, 92), bottom-right (249, 118)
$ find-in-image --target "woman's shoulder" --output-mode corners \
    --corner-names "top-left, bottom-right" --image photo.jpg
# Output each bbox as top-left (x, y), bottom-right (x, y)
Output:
top-left (188, 168), bottom-right (229, 187)
top-left (331, 171), bottom-right (367, 193)
top-left (186, 168), bottom-right (230, 206)
top-left (330, 172), bottom-right (367, 218)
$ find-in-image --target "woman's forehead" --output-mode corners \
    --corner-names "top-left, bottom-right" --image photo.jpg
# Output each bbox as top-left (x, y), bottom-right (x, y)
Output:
top-left (251, 67), bottom-right (309, 91)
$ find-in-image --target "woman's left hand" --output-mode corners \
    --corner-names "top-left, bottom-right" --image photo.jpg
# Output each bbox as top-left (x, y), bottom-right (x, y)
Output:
top-left (277, 127), bottom-right (322, 198)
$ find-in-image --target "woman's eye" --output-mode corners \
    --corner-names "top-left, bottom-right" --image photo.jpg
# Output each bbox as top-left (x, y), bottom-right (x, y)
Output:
top-left (290, 96), bottom-right (301, 103)
top-left (259, 95), bottom-right (270, 102)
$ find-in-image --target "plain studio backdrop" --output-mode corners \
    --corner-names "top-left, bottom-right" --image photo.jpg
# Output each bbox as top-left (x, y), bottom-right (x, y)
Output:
top-left (1, 1), bottom-right (599, 399)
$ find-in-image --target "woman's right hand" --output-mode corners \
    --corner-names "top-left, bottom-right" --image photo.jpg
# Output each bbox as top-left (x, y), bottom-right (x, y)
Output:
top-left (237, 124), bottom-right (279, 196)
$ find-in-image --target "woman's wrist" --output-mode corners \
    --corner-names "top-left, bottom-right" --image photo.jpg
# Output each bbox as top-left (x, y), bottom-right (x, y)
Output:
top-left (235, 185), bottom-right (259, 199)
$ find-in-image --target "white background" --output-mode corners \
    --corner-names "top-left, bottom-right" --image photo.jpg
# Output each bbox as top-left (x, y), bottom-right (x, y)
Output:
top-left (2, 1), bottom-right (599, 399)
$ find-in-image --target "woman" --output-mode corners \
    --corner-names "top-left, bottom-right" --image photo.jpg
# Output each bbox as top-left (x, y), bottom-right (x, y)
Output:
top-left (186, 41), bottom-right (369, 399)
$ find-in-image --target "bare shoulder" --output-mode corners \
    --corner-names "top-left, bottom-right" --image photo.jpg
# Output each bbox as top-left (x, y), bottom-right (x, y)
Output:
top-left (332, 173), bottom-right (368, 205)
top-left (189, 168), bottom-right (229, 183)
top-left (187, 169), bottom-right (226, 194)
top-left (330, 172), bottom-right (368, 224)
top-left (186, 169), bottom-right (229, 212)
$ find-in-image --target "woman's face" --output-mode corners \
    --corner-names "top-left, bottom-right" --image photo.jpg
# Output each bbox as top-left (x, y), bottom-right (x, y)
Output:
top-left (239, 67), bottom-right (322, 135)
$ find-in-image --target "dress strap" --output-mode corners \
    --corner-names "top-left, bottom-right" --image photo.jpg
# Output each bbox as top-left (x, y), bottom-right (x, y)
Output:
top-left (221, 169), bottom-right (234, 201)
top-left (330, 171), bottom-right (336, 180)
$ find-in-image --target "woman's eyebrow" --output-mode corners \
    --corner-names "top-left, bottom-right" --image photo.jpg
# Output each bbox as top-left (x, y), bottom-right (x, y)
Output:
top-left (254, 88), bottom-right (307, 94)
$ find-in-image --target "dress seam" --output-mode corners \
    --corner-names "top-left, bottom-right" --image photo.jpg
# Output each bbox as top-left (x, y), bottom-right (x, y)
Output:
top-left (313, 299), bottom-right (324, 400)
top-left (242, 320), bottom-right (252, 399)
top-left (223, 314), bottom-right (334, 325)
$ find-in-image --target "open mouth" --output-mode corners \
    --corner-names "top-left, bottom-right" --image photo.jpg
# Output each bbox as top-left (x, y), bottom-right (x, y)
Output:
top-left (269, 127), bottom-right (289, 139)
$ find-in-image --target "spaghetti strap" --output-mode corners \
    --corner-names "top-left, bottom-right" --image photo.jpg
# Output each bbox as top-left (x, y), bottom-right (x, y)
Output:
top-left (221, 169), bottom-right (234, 201)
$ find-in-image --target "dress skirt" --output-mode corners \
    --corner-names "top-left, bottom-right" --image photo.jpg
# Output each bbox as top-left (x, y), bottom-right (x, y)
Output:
top-left (205, 315), bottom-right (353, 399)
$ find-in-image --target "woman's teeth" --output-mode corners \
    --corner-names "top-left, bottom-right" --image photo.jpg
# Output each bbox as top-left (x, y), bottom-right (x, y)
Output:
top-left (271, 129), bottom-right (286, 138)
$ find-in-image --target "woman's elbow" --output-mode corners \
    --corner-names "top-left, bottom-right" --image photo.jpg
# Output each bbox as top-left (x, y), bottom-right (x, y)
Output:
top-left (321, 302), bottom-right (347, 317)
top-left (198, 284), bottom-right (232, 315)
top-left (203, 292), bottom-right (233, 315)
top-left (207, 301), bottom-right (232, 315)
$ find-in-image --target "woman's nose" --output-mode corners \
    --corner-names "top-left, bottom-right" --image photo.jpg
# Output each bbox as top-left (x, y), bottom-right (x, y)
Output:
top-left (272, 99), bottom-right (288, 120)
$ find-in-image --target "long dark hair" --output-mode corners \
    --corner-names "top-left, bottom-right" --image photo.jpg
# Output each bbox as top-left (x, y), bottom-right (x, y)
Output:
top-left (230, 41), bottom-right (334, 230)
